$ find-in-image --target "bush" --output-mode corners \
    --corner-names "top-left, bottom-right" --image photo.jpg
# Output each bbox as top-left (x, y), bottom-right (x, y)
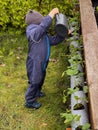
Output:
top-left (0, 0), bottom-right (77, 33)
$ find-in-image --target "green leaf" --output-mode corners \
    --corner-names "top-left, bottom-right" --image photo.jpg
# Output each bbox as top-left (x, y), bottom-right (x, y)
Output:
top-left (61, 71), bottom-right (66, 77)
top-left (73, 114), bottom-right (81, 122)
top-left (74, 95), bottom-right (80, 101)
top-left (8, 51), bottom-right (13, 56)
top-left (63, 96), bottom-right (67, 103)
top-left (82, 123), bottom-right (91, 130)
top-left (83, 85), bottom-right (89, 93)
top-left (66, 67), bottom-right (78, 76)
top-left (67, 87), bottom-right (79, 95)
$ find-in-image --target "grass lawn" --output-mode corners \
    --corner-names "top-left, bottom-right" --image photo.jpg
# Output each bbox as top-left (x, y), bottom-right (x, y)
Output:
top-left (0, 32), bottom-right (69, 130)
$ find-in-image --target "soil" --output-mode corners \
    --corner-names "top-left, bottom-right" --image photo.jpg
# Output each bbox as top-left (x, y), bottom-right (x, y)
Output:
top-left (73, 103), bottom-right (85, 110)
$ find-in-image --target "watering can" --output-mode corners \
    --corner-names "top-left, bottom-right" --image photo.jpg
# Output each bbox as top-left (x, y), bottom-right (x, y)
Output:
top-left (55, 13), bottom-right (68, 37)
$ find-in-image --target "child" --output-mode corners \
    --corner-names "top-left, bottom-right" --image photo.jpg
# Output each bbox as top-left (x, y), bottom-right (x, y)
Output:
top-left (25, 8), bottom-right (67, 109)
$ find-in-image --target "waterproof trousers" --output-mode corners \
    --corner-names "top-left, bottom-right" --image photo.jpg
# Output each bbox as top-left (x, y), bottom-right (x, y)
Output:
top-left (25, 57), bottom-right (46, 104)
top-left (25, 71), bottom-right (46, 104)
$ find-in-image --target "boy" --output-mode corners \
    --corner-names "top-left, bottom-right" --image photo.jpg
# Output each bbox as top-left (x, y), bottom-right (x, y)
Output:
top-left (25, 8), bottom-right (67, 109)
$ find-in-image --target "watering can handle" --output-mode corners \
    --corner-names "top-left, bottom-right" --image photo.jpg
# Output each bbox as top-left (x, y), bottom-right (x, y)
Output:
top-left (56, 13), bottom-right (60, 19)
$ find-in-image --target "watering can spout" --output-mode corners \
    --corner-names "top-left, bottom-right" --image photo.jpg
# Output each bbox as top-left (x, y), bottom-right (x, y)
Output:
top-left (55, 13), bottom-right (68, 37)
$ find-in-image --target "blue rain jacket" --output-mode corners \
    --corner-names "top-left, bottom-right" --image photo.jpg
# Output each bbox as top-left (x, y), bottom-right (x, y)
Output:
top-left (26, 15), bottom-right (65, 84)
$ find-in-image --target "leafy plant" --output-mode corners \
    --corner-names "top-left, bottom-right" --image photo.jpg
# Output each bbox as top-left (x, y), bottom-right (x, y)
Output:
top-left (73, 91), bottom-right (89, 110)
top-left (61, 1), bottom-right (91, 128)
top-left (62, 87), bottom-right (79, 103)
top-left (81, 123), bottom-right (91, 130)
top-left (61, 110), bottom-right (81, 127)
top-left (66, 65), bottom-right (79, 76)
top-left (76, 123), bottom-right (91, 130)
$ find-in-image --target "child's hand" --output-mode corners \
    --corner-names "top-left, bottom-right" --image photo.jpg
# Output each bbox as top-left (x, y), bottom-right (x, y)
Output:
top-left (68, 30), bottom-right (71, 35)
top-left (49, 8), bottom-right (59, 19)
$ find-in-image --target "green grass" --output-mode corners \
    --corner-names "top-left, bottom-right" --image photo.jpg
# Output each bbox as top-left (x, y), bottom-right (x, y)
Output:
top-left (0, 32), bottom-right (69, 130)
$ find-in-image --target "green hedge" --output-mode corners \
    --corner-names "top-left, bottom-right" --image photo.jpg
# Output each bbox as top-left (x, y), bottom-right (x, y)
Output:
top-left (0, 0), bottom-right (77, 33)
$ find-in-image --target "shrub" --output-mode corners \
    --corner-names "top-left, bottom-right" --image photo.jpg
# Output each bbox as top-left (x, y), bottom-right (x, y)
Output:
top-left (0, 0), bottom-right (77, 33)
